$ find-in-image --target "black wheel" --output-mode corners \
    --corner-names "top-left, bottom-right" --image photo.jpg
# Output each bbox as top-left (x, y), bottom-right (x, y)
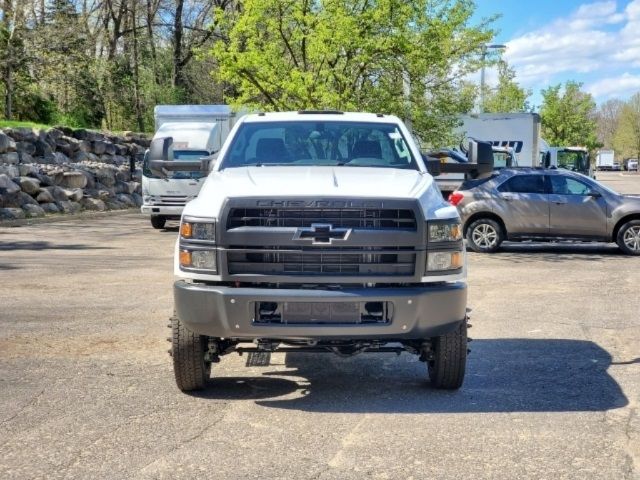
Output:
top-left (466, 218), bottom-right (504, 253)
top-left (171, 315), bottom-right (211, 391)
top-left (427, 321), bottom-right (467, 390)
top-left (616, 220), bottom-right (640, 255)
top-left (150, 216), bottom-right (166, 229)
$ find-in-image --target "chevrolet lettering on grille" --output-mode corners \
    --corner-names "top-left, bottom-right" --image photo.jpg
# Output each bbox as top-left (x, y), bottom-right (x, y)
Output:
top-left (292, 224), bottom-right (351, 244)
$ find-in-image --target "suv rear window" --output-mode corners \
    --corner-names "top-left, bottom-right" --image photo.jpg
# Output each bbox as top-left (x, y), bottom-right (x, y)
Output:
top-left (497, 174), bottom-right (546, 194)
top-left (458, 175), bottom-right (497, 190)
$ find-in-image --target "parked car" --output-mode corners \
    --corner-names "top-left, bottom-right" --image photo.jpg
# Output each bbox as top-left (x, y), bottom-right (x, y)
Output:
top-left (448, 168), bottom-right (640, 255)
top-left (629, 159), bottom-right (638, 172)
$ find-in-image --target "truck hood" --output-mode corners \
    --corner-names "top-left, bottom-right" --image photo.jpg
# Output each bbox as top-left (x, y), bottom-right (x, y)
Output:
top-left (186, 166), bottom-right (456, 219)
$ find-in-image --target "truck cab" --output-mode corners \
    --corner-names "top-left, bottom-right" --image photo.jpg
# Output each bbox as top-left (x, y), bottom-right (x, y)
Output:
top-left (542, 146), bottom-right (593, 178)
top-left (141, 106), bottom-right (235, 229)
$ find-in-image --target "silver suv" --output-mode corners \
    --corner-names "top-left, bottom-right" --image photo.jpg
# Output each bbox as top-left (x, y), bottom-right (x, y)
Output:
top-left (450, 168), bottom-right (640, 255)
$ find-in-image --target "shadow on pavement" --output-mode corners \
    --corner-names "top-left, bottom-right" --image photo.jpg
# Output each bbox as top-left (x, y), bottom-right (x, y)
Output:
top-left (0, 241), bottom-right (112, 251)
top-left (195, 339), bottom-right (627, 413)
top-left (484, 242), bottom-right (627, 263)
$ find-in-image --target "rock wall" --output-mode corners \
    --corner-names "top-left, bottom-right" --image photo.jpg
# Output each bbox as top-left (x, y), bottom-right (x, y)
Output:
top-left (0, 127), bottom-right (150, 220)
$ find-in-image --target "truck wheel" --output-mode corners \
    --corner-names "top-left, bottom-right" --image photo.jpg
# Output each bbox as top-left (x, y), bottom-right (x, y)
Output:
top-left (466, 218), bottom-right (504, 253)
top-left (427, 321), bottom-right (467, 390)
top-left (151, 216), bottom-right (166, 229)
top-left (171, 315), bottom-right (211, 391)
top-left (616, 220), bottom-right (640, 255)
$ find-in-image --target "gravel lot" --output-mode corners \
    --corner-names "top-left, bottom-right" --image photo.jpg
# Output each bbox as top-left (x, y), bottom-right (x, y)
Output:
top-left (1, 171), bottom-right (639, 480)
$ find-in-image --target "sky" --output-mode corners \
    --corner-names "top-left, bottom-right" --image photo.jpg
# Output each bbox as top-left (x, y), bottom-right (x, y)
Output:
top-left (473, 0), bottom-right (640, 107)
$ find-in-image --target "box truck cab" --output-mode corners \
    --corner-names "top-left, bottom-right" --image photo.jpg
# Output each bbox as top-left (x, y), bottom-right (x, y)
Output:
top-left (141, 105), bottom-right (235, 229)
top-left (539, 140), bottom-right (592, 178)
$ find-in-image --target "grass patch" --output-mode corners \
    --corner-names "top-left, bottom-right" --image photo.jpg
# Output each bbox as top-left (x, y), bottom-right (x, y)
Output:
top-left (0, 120), bottom-right (53, 130)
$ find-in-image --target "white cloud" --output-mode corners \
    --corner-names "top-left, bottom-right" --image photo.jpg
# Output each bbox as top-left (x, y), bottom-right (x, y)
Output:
top-left (586, 72), bottom-right (640, 97)
top-left (504, 0), bottom-right (640, 96)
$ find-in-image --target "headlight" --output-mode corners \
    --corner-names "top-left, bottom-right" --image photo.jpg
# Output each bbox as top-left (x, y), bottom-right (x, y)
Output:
top-left (180, 221), bottom-right (216, 241)
top-left (179, 249), bottom-right (217, 271)
top-left (428, 222), bottom-right (462, 242)
top-left (427, 251), bottom-right (463, 271)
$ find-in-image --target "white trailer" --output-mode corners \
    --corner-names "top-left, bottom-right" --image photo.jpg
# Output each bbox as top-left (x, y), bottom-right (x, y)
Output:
top-left (596, 150), bottom-right (615, 171)
top-left (141, 105), bottom-right (237, 229)
top-left (458, 113), bottom-right (541, 167)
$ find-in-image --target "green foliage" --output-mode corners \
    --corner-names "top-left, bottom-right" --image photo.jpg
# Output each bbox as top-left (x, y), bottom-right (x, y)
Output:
top-left (540, 81), bottom-right (599, 149)
top-left (483, 60), bottom-right (531, 113)
top-left (614, 93), bottom-right (640, 161)
top-left (211, 0), bottom-right (494, 146)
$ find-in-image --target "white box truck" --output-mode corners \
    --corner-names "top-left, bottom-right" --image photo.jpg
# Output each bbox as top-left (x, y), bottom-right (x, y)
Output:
top-left (141, 105), bottom-right (237, 229)
top-left (435, 113), bottom-right (540, 194)
top-left (596, 150), bottom-right (615, 171)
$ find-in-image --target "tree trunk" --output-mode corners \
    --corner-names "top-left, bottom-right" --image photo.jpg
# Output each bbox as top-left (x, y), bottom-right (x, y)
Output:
top-left (131, 1), bottom-right (144, 132)
top-left (3, 64), bottom-right (13, 120)
top-left (172, 0), bottom-right (185, 90)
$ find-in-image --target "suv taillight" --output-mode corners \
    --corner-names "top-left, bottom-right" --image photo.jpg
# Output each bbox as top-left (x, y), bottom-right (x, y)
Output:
top-left (448, 192), bottom-right (464, 206)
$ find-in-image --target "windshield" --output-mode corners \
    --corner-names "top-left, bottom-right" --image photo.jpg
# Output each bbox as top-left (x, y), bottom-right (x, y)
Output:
top-left (557, 150), bottom-right (589, 173)
top-left (143, 150), bottom-right (209, 179)
top-left (493, 151), bottom-right (513, 169)
top-left (219, 121), bottom-right (418, 170)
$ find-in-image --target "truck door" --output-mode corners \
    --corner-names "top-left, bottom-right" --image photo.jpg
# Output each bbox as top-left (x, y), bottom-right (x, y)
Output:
top-left (548, 174), bottom-right (608, 239)
top-left (495, 174), bottom-right (549, 236)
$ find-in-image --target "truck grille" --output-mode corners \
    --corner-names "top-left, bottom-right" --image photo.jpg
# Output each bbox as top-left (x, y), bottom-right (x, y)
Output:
top-left (227, 246), bottom-right (416, 276)
top-left (158, 195), bottom-right (188, 206)
top-left (227, 208), bottom-right (417, 230)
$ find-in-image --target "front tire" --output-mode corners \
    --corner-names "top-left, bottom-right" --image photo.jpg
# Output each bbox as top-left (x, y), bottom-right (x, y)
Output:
top-left (171, 315), bottom-right (211, 391)
top-left (466, 218), bottom-right (504, 253)
top-left (616, 220), bottom-right (640, 255)
top-left (427, 321), bottom-right (467, 390)
top-left (150, 216), bottom-right (166, 229)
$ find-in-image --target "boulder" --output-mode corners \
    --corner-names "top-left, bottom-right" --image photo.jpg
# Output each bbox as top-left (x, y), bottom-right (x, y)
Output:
top-left (0, 174), bottom-right (21, 194)
top-left (0, 165), bottom-right (19, 178)
top-left (0, 152), bottom-right (20, 164)
top-left (16, 141), bottom-right (36, 155)
top-left (44, 186), bottom-right (69, 202)
top-left (63, 188), bottom-right (84, 202)
top-left (23, 204), bottom-right (46, 217)
top-left (19, 191), bottom-right (39, 206)
top-left (95, 168), bottom-right (116, 187)
top-left (114, 180), bottom-right (130, 194)
top-left (18, 164), bottom-right (38, 176)
top-left (104, 142), bottom-right (116, 156)
top-left (78, 140), bottom-right (92, 153)
top-left (0, 192), bottom-right (21, 208)
top-left (34, 140), bottom-right (53, 157)
top-left (4, 128), bottom-right (36, 142)
top-left (73, 151), bottom-right (91, 163)
top-left (80, 197), bottom-right (106, 211)
top-left (92, 140), bottom-right (107, 155)
top-left (128, 181), bottom-right (141, 194)
top-left (58, 171), bottom-right (87, 189)
top-left (18, 152), bottom-right (35, 164)
top-left (0, 207), bottom-right (25, 220)
top-left (47, 128), bottom-right (64, 141)
top-left (115, 193), bottom-right (136, 207)
top-left (16, 176), bottom-right (41, 195)
top-left (56, 200), bottom-right (81, 214)
top-left (51, 152), bottom-right (69, 165)
top-left (0, 132), bottom-right (10, 153)
top-left (32, 172), bottom-right (54, 187)
top-left (75, 170), bottom-right (95, 189)
top-left (36, 189), bottom-right (55, 203)
top-left (105, 199), bottom-right (125, 210)
top-left (131, 192), bottom-right (143, 207)
top-left (41, 202), bottom-right (60, 214)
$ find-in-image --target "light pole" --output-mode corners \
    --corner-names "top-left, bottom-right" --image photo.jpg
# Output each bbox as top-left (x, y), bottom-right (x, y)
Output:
top-left (479, 44), bottom-right (506, 113)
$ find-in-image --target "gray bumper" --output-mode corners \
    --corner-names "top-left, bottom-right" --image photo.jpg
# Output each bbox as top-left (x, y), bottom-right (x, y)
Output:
top-left (174, 281), bottom-right (467, 340)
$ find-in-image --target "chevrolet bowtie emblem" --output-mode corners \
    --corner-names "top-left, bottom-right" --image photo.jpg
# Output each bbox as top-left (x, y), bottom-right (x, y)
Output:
top-left (293, 224), bottom-right (351, 244)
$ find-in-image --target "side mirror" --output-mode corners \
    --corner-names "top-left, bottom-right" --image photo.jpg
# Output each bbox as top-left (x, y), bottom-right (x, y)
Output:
top-left (467, 140), bottom-right (494, 177)
top-left (588, 191), bottom-right (602, 198)
top-left (147, 136), bottom-right (212, 178)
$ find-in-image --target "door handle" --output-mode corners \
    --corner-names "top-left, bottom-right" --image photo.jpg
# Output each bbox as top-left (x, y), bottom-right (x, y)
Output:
top-left (500, 194), bottom-right (514, 201)
top-left (553, 200), bottom-right (567, 205)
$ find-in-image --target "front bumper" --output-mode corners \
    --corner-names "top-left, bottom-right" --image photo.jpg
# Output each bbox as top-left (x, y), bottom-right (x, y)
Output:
top-left (174, 281), bottom-right (467, 340)
top-left (141, 204), bottom-right (184, 217)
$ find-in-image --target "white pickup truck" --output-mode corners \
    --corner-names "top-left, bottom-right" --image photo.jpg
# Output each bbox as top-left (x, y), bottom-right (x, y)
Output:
top-left (148, 111), bottom-right (494, 392)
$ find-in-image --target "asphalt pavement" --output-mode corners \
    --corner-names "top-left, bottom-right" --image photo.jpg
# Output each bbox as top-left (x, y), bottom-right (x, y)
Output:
top-left (0, 171), bottom-right (638, 479)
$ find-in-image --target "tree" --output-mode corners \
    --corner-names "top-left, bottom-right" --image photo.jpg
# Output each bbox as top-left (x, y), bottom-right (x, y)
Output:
top-left (614, 93), bottom-right (640, 162)
top-left (595, 99), bottom-right (624, 149)
top-left (482, 60), bottom-right (530, 113)
top-left (540, 81), bottom-right (599, 149)
top-left (211, 0), bottom-right (494, 145)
